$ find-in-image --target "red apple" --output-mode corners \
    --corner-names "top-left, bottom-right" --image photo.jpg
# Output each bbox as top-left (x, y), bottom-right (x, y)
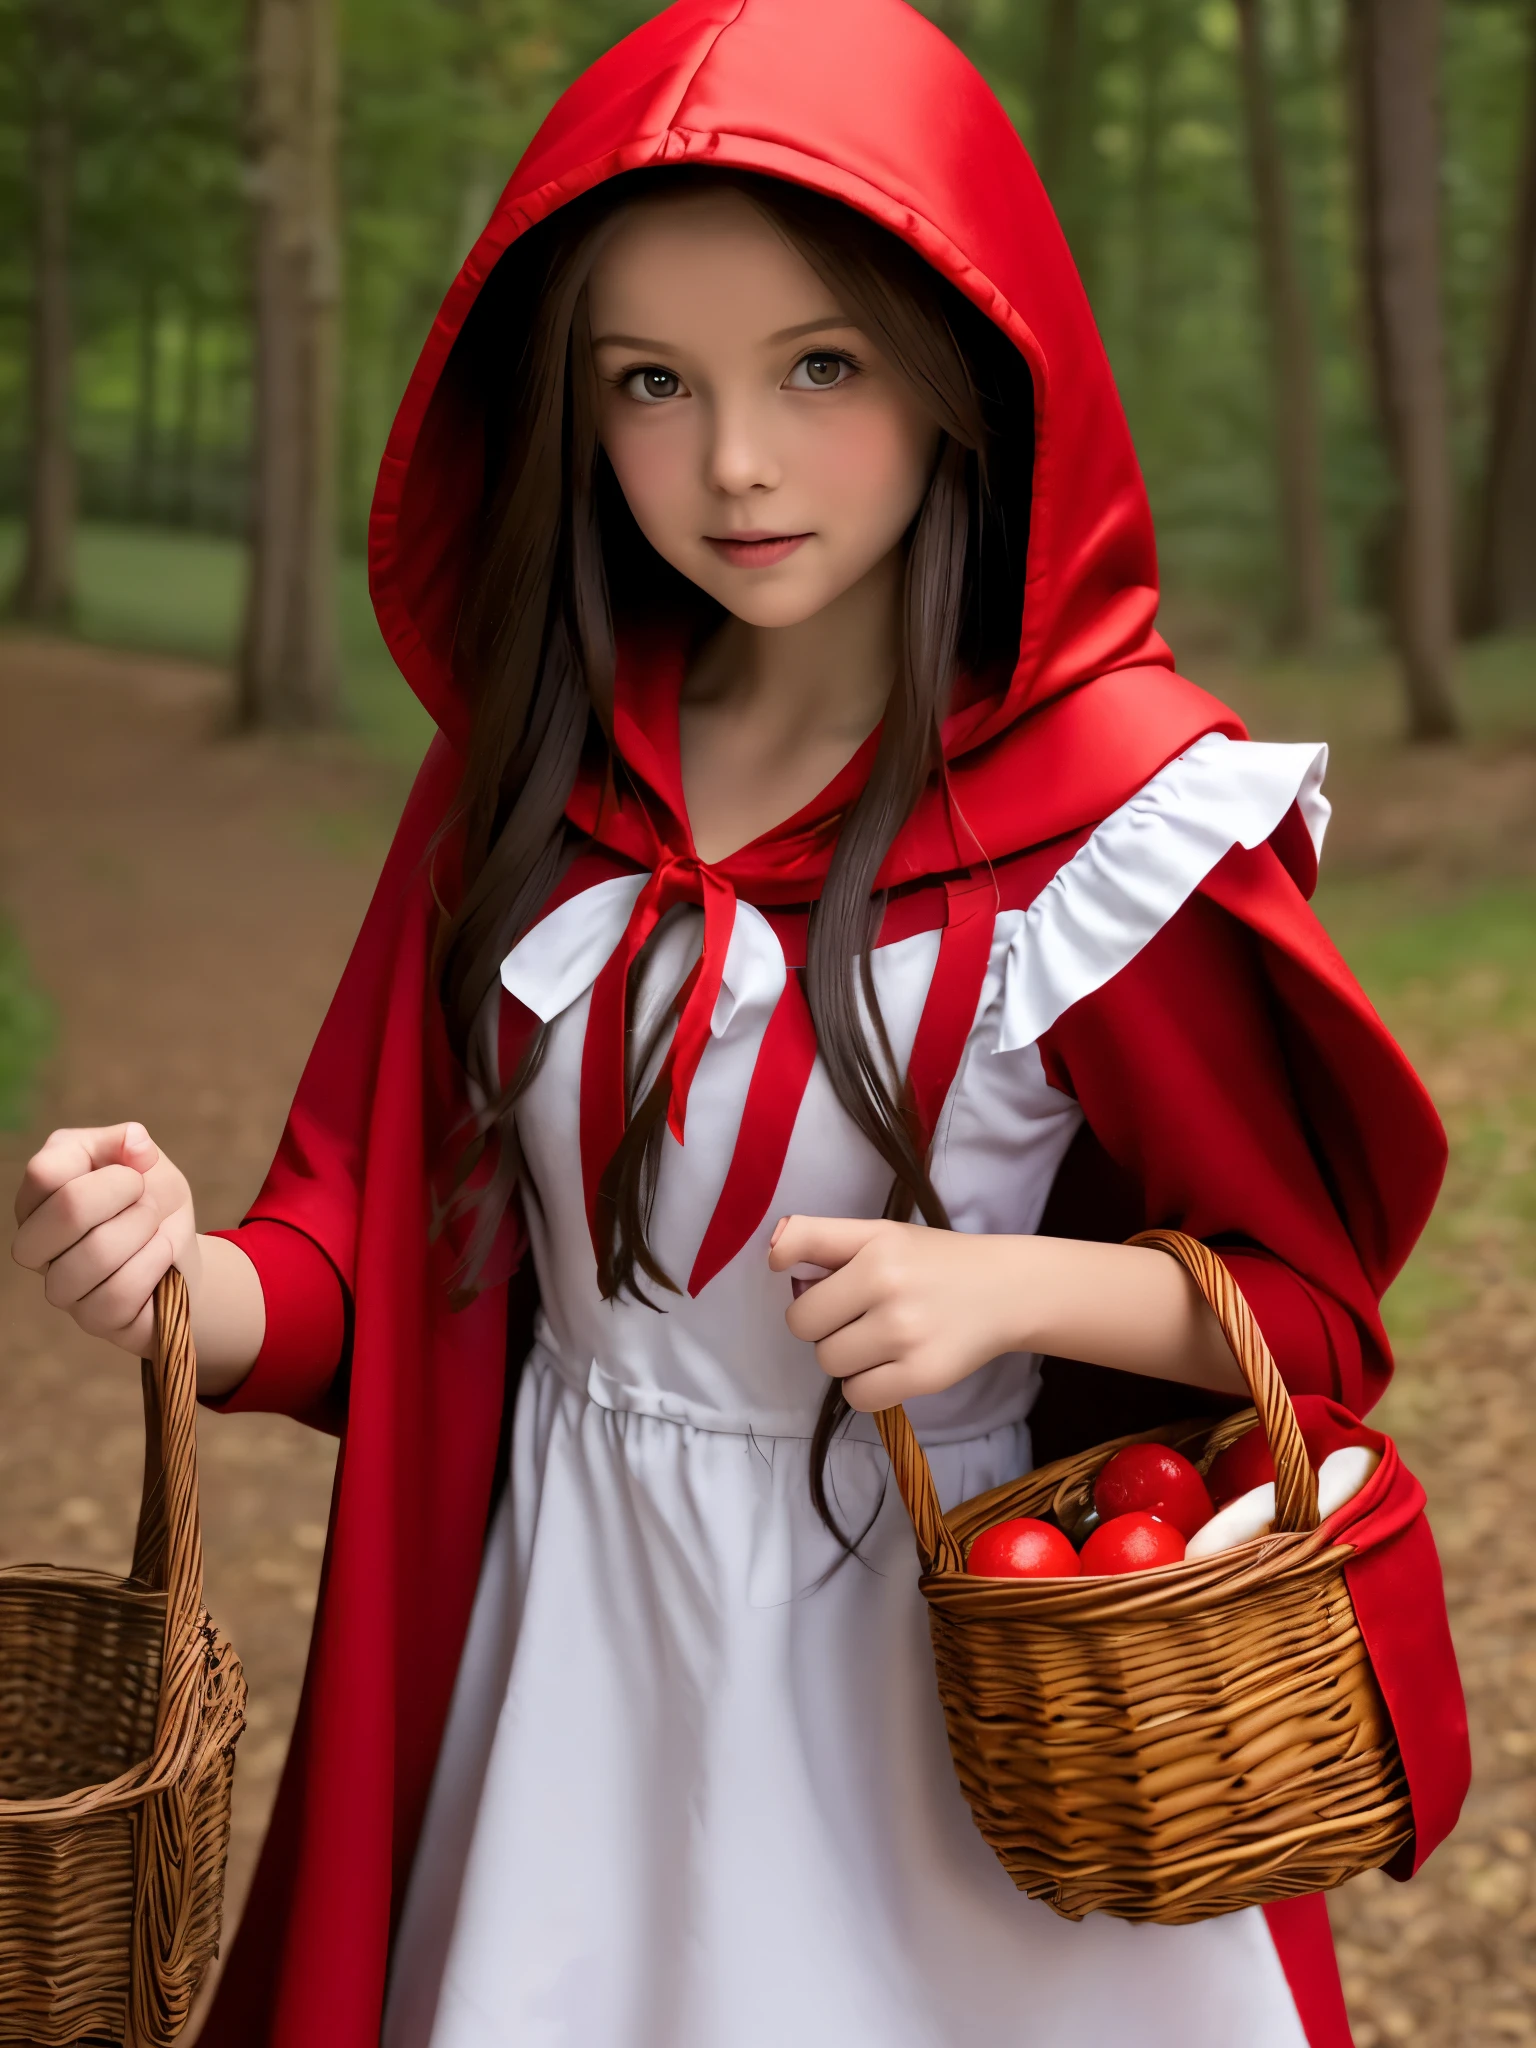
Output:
top-left (967, 1517), bottom-right (1081, 1579)
top-left (1079, 1511), bottom-right (1187, 1576)
top-left (1205, 1430), bottom-right (1275, 1506)
top-left (1092, 1443), bottom-right (1214, 1539)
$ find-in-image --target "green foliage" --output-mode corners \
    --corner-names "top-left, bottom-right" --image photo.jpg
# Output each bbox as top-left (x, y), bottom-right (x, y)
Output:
top-left (945, 0), bottom-right (1534, 620)
top-left (0, 0), bottom-right (247, 517)
top-left (0, 0), bottom-right (1530, 633)
top-left (0, 915), bottom-right (52, 1131)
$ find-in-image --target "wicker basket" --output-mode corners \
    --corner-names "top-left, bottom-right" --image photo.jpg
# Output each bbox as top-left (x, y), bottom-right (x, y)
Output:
top-left (876, 1229), bottom-right (1414, 1924)
top-left (0, 1271), bottom-right (247, 2044)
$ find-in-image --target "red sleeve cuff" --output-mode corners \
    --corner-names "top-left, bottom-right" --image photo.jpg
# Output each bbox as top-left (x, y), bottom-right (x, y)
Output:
top-left (1218, 1248), bottom-right (1367, 1411)
top-left (202, 1219), bottom-right (349, 1431)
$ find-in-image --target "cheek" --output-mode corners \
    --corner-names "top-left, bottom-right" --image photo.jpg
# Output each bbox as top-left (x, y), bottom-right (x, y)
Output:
top-left (601, 415), bottom-right (696, 551)
top-left (802, 405), bottom-right (935, 545)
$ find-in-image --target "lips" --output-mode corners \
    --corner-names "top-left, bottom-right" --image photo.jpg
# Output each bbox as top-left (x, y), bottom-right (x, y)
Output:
top-left (704, 532), bottom-right (810, 569)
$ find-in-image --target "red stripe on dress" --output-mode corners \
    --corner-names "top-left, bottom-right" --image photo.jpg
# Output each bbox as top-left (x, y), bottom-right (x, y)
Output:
top-left (1262, 1897), bottom-right (1354, 2048)
top-left (905, 870), bottom-right (998, 1152)
top-left (580, 854), bottom-right (737, 1265)
top-left (687, 970), bottom-right (820, 1296)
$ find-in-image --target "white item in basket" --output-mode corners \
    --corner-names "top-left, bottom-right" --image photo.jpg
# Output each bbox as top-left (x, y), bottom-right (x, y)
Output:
top-left (1185, 1481), bottom-right (1276, 1560)
top-left (1186, 1445), bottom-right (1384, 1561)
top-left (1317, 1445), bottom-right (1381, 1518)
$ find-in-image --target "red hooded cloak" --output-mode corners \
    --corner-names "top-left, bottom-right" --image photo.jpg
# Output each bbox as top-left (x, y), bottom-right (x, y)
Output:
top-left (199, 2), bottom-right (1466, 2041)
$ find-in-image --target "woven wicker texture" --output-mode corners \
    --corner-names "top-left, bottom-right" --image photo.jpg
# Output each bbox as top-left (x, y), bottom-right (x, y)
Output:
top-left (0, 1272), bottom-right (246, 2043)
top-left (876, 1229), bottom-right (1413, 1923)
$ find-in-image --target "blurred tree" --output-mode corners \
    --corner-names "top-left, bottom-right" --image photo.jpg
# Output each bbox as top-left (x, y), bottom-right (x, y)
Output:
top-left (0, 1), bottom-right (244, 532)
top-left (172, 294), bottom-right (205, 522)
top-left (130, 273), bottom-right (161, 516)
top-left (239, 0), bottom-right (341, 728)
top-left (1466, 0), bottom-right (1536, 632)
top-left (1033, 0), bottom-right (1105, 298)
top-left (1131, 0), bottom-right (1173, 408)
top-left (1291, 0), bottom-right (1321, 75)
top-left (1346, 0), bottom-right (1461, 739)
top-left (0, 0), bottom-right (1528, 679)
top-left (11, 0), bottom-right (81, 623)
top-left (1234, 0), bottom-right (1329, 647)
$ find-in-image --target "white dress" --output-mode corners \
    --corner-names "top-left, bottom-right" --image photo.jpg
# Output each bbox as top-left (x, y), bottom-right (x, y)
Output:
top-left (382, 736), bottom-right (1331, 2048)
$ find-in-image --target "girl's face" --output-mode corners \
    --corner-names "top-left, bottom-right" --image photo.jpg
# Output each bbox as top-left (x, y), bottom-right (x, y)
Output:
top-left (588, 190), bottom-right (941, 630)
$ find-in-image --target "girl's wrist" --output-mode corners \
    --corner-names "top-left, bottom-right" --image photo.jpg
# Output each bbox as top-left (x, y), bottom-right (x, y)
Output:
top-left (980, 1232), bottom-right (1064, 1360)
top-left (978, 1234), bottom-right (1244, 1395)
top-left (187, 1233), bottom-right (266, 1398)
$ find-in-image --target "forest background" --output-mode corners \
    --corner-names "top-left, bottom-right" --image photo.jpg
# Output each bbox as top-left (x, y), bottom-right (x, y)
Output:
top-left (0, 0), bottom-right (1534, 730)
top-left (1, 5), bottom-right (1535, 2043)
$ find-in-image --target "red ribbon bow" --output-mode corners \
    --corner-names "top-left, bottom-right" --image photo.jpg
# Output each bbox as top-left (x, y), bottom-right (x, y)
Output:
top-left (579, 852), bottom-right (738, 1262)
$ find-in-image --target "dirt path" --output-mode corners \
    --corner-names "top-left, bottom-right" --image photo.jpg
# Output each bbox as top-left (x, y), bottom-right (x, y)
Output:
top-left (0, 635), bottom-right (408, 2020)
top-left (1, 632), bottom-right (1533, 2044)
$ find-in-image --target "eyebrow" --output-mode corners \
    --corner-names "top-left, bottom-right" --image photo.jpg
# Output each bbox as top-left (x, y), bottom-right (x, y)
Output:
top-left (590, 314), bottom-right (861, 351)
top-left (769, 314), bottom-right (860, 342)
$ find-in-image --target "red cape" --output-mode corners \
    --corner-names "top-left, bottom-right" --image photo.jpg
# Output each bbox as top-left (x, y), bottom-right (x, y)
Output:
top-left (198, 2), bottom-right (1463, 2040)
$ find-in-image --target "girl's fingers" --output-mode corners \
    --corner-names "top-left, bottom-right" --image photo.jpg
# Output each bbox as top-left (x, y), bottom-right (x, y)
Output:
top-left (807, 1307), bottom-right (901, 1381)
top-left (14, 1123), bottom-right (159, 1225)
top-left (784, 1257), bottom-right (879, 1343)
top-left (42, 1197), bottom-right (162, 1309)
top-left (71, 1229), bottom-right (174, 1348)
top-left (12, 1164), bottom-right (147, 1271)
top-left (839, 1362), bottom-right (908, 1414)
top-left (768, 1213), bottom-right (882, 1275)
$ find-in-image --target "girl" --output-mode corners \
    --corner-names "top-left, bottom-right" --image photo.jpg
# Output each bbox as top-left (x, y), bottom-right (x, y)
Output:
top-left (11, 1), bottom-right (1463, 2042)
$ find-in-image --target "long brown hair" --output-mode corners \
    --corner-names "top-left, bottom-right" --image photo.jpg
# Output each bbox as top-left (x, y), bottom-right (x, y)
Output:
top-left (436, 167), bottom-right (1033, 1545)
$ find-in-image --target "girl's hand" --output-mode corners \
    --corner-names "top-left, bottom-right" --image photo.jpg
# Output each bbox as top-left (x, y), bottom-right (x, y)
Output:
top-left (768, 1215), bottom-right (1245, 1410)
top-left (11, 1122), bottom-right (199, 1357)
top-left (769, 1215), bottom-right (1023, 1413)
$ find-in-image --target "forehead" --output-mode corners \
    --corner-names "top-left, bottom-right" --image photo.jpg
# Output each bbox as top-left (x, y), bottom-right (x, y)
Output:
top-left (586, 188), bottom-right (837, 329)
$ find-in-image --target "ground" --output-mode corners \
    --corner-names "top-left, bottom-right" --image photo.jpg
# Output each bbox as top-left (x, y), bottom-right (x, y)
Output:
top-left (0, 625), bottom-right (1533, 2044)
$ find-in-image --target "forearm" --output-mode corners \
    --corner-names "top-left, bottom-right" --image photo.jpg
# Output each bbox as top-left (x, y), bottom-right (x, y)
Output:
top-left (773, 1215), bottom-right (1248, 1408)
top-left (187, 1232), bottom-right (265, 1398)
top-left (1005, 1237), bottom-right (1243, 1395)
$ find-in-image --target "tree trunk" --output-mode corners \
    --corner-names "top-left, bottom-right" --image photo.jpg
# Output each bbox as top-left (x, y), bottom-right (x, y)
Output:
top-left (1035, 0), bottom-right (1080, 199)
top-left (926, 0), bottom-right (975, 44)
top-left (1465, 8), bottom-right (1536, 634)
top-left (1131, 0), bottom-right (1171, 408)
top-left (176, 297), bottom-right (205, 525)
top-left (1034, 0), bottom-right (1102, 300)
top-left (132, 275), bottom-right (161, 519)
top-left (12, 1), bottom-right (78, 625)
top-left (1235, 0), bottom-right (1331, 648)
top-left (239, 0), bottom-right (342, 729)
top-left (1292, 0), bottom-right (1321, 77)
top-left (1345, 0), bottom-right (1460, 739)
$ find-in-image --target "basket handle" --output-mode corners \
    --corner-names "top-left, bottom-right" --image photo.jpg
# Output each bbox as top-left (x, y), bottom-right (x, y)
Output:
top-left (874, 1400), bottom-right (965, 1575)
top-left (128, 1269), bottom-right (210, 1751)
top-left (1128, 1229), bottom-right (1319, 1532)
top-left (875, 1229), bottom-right (1319, 1568)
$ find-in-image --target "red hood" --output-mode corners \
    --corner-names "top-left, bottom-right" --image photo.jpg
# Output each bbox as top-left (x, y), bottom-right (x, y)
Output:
top-left (368, 0), bottom-right (1174, 766)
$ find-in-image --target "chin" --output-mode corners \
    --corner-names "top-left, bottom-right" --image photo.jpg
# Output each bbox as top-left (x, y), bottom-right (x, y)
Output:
top-left (695, 572), bottom-right (851, 631)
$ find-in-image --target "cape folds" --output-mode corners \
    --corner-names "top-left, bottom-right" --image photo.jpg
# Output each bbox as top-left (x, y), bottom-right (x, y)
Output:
top-left (198, 2), bottom-right (1460, 2041)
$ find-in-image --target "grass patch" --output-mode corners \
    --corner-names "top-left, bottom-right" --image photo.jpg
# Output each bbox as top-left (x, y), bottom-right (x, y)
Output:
top-left (1318, 879), bottom-right (1536, 1015)
top-left (0, 919), bottom-right (53, 1131)
top-left (1197, 620), bottom-right (1536, 755)
top-left (0, 520), bottom-right (433, 768)
top-left (1318, 880), bottom-right (1536, 1345)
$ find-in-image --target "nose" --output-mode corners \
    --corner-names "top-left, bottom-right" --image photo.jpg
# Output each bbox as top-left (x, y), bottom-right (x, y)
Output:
top-left (704, 391), bottom-right (781, 498)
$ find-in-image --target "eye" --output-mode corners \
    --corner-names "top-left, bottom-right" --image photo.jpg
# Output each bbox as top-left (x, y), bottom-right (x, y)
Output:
top-left (786, 351), bottom-right (856, 391)
top-left (622, 366), bottom-right (685, 404)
